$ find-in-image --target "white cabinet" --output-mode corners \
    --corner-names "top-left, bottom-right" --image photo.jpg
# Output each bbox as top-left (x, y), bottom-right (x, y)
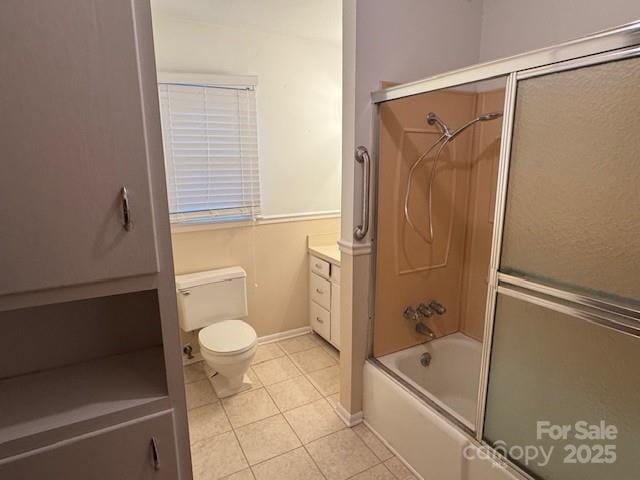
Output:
top-left (309, 255), bottom-right (340, 349)
top-left (0, 0), bottom-right (190, 478)
top-left (0, 411), bottom-right (178, 480)
top-left (0, 0), bottom-right (160, 296)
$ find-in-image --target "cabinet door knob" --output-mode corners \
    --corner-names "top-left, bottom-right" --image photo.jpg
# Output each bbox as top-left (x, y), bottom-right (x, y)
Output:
top-left (316, 317), bottom-right (324, 324)
top-left (150, 437), bottom-right (160, 470)
top-left (121, 186), bottom-right (132, 231)
top-left (316, 288), bottom-right (324, 294)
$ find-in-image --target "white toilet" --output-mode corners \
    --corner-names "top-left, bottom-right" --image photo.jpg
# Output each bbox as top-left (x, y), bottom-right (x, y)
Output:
top-left (175, 267), bottom-right (258, 398)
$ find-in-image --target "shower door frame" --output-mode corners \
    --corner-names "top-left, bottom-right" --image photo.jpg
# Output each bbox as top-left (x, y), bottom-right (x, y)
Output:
top-left (367, 20), bottom-right (640, 480)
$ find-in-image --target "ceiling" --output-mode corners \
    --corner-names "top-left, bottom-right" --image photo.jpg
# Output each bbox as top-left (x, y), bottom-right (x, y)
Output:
top-left (151, 0), bottom-right (341, 44)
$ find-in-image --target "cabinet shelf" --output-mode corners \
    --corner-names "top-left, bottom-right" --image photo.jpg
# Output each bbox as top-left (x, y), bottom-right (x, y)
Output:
top-left (0, 347), bottom-right (168, 458)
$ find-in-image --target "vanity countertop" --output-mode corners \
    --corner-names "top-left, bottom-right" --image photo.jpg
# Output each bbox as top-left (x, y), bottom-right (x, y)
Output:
top-left (308, 244), bottom-right (341, 266)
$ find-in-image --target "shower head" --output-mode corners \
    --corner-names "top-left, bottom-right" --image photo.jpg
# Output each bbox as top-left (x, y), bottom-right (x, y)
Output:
top-left (449, 111), bottom-right (503, 139)
top-left (426, 111), bottom-right (502, 140)
top-left (478, 112), bottom-right (503, 121)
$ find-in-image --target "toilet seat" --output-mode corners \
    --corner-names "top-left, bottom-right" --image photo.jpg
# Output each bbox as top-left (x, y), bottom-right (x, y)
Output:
top-left (199, 320), bottom-right (257, 355)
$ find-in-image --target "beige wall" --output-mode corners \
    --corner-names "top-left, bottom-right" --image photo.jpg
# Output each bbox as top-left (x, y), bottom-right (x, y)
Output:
top-left (374, 90), bottom-right (477, 356)
top-left (373, 87), bottom-right (504, 356)
top-left (171, 217), bottom-right (340, 347)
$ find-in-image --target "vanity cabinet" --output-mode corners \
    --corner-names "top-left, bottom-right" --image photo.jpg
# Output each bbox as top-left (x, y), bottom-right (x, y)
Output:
top-left (309, 255), bottom-right (341, 349)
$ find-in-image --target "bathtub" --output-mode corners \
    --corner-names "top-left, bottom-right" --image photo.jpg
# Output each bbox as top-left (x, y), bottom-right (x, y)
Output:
top-left (364, 333), bottom-right (520, 480)
top-left (377, 332), bottom-right (482, 429)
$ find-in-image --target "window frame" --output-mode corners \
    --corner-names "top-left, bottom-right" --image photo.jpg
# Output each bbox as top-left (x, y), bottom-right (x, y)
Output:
top-left (157, 72), bottom-right (260, 225)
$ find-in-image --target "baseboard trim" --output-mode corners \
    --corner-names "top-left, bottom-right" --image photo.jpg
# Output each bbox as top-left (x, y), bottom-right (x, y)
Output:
top-left (335, 404), bottom-right (364, 427)
top-left (363, 420), bottom-right (424, 480)
top-left (258, 326), bottom-right (312, 345)
top-left (183, 352), bottom-right (203, 366)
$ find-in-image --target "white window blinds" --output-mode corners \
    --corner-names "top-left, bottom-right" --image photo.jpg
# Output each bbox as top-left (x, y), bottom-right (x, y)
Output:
top-left (158, 80), bottom-right (260, 223)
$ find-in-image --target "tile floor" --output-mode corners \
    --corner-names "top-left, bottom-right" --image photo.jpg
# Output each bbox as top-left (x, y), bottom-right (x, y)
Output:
top-left (183, 333), bottom-right (417, 480)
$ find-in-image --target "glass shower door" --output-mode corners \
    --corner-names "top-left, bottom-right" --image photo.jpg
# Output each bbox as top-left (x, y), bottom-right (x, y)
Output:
top-left (483, 51), bottom-right (640, 479)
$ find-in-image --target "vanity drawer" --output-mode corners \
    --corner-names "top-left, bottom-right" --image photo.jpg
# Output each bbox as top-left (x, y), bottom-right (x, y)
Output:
top-left (310, 273), bottom-right (331, 310)
top-left (309, 256), bottom-right (330, 279)
top-left (310, 302), bottom-right (330, 340)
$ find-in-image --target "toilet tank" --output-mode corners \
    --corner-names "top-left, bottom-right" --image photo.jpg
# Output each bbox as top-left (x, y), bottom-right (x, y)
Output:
top-left (175, 267), bottom-right (248, 332)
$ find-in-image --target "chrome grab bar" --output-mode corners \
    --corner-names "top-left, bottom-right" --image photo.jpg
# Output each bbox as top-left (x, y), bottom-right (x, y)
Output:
top-left (121, 186), bottom-right (131, 231)
top-left (354, 146), bottom-right (371, 241)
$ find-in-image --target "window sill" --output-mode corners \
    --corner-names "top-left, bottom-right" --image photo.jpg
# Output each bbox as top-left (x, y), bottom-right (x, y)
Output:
top-left (170, 210), bottom-right (341, 234)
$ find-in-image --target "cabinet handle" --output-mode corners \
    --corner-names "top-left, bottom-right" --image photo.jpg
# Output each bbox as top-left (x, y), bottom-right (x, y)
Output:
top-left (316, 317), bottom-right (324, 324)
top-left (150, 437), bottom-right (160, 470)
top-left (121, 186), bottom-right (132, 231)
top-left (315, 263), bottom-right (322, 269)
top-left (316, 288), bottom-right (324, 295)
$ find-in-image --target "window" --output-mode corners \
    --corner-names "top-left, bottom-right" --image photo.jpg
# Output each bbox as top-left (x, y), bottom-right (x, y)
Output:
top-left (158, 74), bottom-right (260, 223)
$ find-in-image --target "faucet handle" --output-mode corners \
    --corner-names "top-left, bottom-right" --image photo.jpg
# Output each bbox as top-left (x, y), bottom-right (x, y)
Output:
top-left (403, 306), bottom-right (417, 321)
top-left (429, 300), bottom-right (446, 315)
top-left (417, 303), bottom-right (434, 318)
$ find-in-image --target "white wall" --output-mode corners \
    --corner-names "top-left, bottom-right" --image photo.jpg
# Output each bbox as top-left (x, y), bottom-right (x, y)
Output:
top-left (353, 0), bottom-right (484, 151)
top-left (151, 7), bottom-right (342, 217)
top-left (479, 0), bottom-right (640, 61)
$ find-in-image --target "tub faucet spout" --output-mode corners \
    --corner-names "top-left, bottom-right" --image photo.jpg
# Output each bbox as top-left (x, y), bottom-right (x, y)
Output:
top-left (416, 322), bottom-right (436, 340)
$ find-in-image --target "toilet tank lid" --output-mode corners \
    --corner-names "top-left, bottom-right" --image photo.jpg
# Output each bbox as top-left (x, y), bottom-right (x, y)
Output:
top-left (175, 267), bottom-right (246, 291)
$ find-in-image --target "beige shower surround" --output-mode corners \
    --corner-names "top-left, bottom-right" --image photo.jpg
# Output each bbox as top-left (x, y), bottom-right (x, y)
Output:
top-left (374, 87), bottom-right (504, 356)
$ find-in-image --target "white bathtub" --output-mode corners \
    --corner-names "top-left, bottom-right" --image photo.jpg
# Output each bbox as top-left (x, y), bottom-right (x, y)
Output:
top-left (377, 332), bottom-right (482, 429)
top-left (364, 341), bottom-right (522, 480)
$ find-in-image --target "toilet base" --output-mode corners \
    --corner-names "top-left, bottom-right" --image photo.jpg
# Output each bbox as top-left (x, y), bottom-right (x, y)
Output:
top-left (204, 364), bottom-right (252, 398)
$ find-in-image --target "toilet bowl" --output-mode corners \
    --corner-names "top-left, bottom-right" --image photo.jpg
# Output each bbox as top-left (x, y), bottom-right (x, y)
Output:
top-left (198, 319), bottom-right (258, 398)
top-left (175, 266), bottom-right (257, 398)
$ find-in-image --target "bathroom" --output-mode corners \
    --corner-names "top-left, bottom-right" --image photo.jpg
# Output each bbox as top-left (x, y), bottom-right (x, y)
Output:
top-left (1, 1), bottom-right (640, 480)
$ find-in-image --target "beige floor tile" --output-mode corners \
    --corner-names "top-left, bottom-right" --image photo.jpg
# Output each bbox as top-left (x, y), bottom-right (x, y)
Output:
top-left (235, 414), bottom-right (301, 465)
top-left (187, 402), bottom-right (232, 444)
top-left (266, 376), bottom-right (322, 412)
top-left (306, 429), bottom-right (379, 480)
top-left (352, 424), bottom-right (394, 461)
top-left (184, 362), bottom-right (207, 384)
top-left (252, 356), bottom-right (301, 386)
top-left (307, 365), bottom-right (340, 396)
top-left (384, 457), bottom-right (417, 480)
top-left (221, 469), bottom-right (255, 480)
top-left (289, 347), bottom-right (337, 373)
top-left (186, 378), bottom-right (218, 410)
top-left (351, 464), bottom-right (396, 480)
top-left (191, 431), bottom-right (248, 480)
top-left (222, 388), bottom-right (279, 428)
top-left (326, 392), bottom-right (340, 409)
top-left (277, 333), bottom-right (322, 354)
top-left (251, 343), bottom-right (285, 365)
top-left (252, 447), bottom-right (324, 480)
top-left (321, 342), bottom-right (340, 361)
top-left (284, 398), bottom-right (344, 444)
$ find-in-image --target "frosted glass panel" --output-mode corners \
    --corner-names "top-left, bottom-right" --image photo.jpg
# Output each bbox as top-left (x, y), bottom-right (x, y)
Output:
top-left (484, 294), bottom-right (640, 479)
top-left (500, 56), bottom-right (640, 302)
